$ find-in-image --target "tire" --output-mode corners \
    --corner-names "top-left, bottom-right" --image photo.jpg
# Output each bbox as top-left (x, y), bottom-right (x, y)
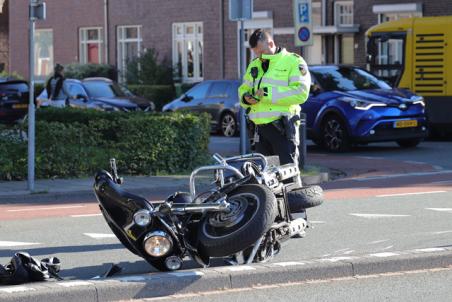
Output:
top-left (220, 112), bottom-right (238, 137)
top-left (287, 185), bottom-right (324, 212)
top-left (396, 138), bottom-right (421, 148)
top-left (321, 115), bottom-right (350, 152)
top-left (197, 184), bottom-right (277, 257)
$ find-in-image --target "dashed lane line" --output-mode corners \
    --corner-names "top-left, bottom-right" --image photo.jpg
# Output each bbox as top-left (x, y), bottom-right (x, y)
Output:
top-left (349, 213), bottom-right (411, 218)
top-left (7, 205), bottom-right (85, 212)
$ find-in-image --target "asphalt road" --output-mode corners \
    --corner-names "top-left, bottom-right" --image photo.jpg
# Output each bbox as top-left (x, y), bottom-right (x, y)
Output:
top-left (1, 187), bottom-right (451, 280)
top-left (130, 266), bottom-right (452, 302)
top-left (1, 137), bottom-right (451, 283)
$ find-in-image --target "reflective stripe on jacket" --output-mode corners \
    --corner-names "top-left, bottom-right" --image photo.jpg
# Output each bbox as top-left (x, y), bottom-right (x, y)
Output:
top-left (238, 48), bottom-right (311, 125)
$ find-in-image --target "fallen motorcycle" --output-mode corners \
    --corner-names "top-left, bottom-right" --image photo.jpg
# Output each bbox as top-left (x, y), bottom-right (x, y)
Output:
top-left (93, 153), bottom-right (323, 271)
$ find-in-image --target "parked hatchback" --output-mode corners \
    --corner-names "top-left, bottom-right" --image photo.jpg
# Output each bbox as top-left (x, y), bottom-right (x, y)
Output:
top-left (162, 80), bottom-right (241, 137)
top-left (0, 79), bottom-right (29, 123)
top-left (38, 78), bottom-right (140, 112)
top-left (303, 65), bottom-right (428, 152)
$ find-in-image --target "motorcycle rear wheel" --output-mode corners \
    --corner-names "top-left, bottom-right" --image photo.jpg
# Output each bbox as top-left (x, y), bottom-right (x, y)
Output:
top-left (197, 184), bottom-right (277, 258)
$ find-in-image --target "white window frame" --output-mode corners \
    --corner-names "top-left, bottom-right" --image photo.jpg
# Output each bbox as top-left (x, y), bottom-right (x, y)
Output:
top-left (34, 29), bottom-right (54, 81)
top-left (117, 25), bottom-right (142, 83)
top-left (79, 27), bottom-right (104, 64)
top-left (335, 1), bottom-right (354, 27)
top-left (172, 22), bottom-right (204, 83)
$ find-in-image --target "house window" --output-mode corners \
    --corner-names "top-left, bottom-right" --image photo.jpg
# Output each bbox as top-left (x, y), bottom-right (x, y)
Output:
top-left (34, 29), bottom-right (53, 80)
top-left (335, 1), bottom-right (354, 27)
top-left (117, 25), bottom-right (142, 83)
top-left (80, 27), bottom-right (103, 64)
top-left (173, 22), bottom-right (203, 83)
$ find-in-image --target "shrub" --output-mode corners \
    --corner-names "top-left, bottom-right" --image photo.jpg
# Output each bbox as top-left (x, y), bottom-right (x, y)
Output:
top-left (64, 63), bottom-right (118, 80)
top-left (126, 49), bottom-right (173, 85)
top-left (127, 85), bottom-right (176, 111)
top-left (0, 108), bottom-right (210, 180)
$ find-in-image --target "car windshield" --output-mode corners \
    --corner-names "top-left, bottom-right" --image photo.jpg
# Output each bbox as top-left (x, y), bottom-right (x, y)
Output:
top-left (310, 67), bottom-right (391, 92)
top-left (83, 81), bottom-right (127, 98)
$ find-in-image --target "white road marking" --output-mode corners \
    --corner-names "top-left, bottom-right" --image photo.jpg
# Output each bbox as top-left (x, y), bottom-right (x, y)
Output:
top-left (0, 240), bottom-right (40, 247)
top-left (414, 248), bottom-right (446, 253)
top-left (223, 266), bottom-right (255, 272)
top-left (350, 213), bottom-right (410, 218)
top-left (377, 191), bottom-right (446, 198)
top-left (429, 180), bottom-right (452, 185)
top-left (425, 208), bottom-right (452, 213)
top-left (350, 170), bottom-right (452, 182)
top-left (318, 256), bottom-right (354, 263)
top-left (83, 233), bottom-right (116, 239)
top-left (403, 160), bottom-right (427, 165)
top-left (7, 205), bottom-right (85, 212)
top-left (273, 261), bottom-right (306, 267)
top-left (432, 230), bottom-right (452, 235)
top-left (70, 214), bottom-right (102, 218)
top-left (369, 252), bottom-right (399, 258)
top-left (368, 240), bottom-right (390, 245)
top-left (168, 271), bottom-right (204, 277)
top-left (0, 286), bottom-right (36, 293)
top-left (310, 221), bottom-right (326, 224)
top-left (381, 245), bottom-right (394, 251)
top-left (58, 281), bottom-right (93, 287)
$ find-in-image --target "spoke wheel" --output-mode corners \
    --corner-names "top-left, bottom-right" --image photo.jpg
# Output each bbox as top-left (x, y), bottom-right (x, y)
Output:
top-left (221, 113), bottom-right (237, 137)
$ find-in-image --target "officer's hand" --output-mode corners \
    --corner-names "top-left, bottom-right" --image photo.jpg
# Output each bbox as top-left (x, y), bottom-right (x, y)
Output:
top-left (244, 95), bottom-right (259, 105)
top-left (255, 89), bottom-right (265, 98)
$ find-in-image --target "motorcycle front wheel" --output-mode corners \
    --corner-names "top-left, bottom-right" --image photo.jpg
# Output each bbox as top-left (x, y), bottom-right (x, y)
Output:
top-left (197, 184), bottom-right (277, 258)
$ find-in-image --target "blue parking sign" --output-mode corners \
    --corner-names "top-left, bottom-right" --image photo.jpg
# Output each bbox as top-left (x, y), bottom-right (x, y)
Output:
top-left (298, 3), bottom-right (310, 23)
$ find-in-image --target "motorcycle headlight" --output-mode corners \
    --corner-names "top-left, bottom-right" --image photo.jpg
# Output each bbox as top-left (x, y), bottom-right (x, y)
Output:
top-left (133, 209), bottom-right (152, 227)
top-left (143, 231), bottom-right (173, 257)
top-left (339, 97), bottom-right (386, 110)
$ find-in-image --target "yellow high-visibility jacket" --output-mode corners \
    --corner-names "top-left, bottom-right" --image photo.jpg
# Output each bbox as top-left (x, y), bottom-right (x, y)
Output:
top-left (238, 48), bottom-right (311, 125)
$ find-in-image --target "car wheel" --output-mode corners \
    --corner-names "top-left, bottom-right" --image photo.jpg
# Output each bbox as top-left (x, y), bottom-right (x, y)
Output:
top-left (321, 115), bottom-right (350, 152)
top-left (396, 138), bottom-right (422, 148)
top-left (220, 112), bottom-right (237, 137)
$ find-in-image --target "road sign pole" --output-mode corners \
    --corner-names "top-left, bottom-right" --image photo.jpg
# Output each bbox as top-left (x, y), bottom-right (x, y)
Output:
top-left (28, 0), bottom-right (37, 192)
top-left (239, 20), bottom-right (247, 155)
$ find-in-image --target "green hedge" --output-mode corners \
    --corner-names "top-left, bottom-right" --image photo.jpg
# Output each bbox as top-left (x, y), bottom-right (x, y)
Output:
top-left (0, 108), bottom-right (210, 180)
top-left (64, 63), bottom-right (118, 80)
top-left (128, 85), bottom-right (176, 111)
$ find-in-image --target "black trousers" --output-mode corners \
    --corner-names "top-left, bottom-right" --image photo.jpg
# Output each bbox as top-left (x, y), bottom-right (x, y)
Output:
top-left (255, 121), bottom-right (299, 166)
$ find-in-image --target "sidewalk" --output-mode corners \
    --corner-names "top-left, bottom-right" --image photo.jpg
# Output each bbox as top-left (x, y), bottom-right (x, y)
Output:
top-left (0, 152), bottom-right (441, 204)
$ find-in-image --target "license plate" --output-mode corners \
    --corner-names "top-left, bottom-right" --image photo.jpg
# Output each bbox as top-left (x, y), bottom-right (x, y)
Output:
top-left (12, 104), bottom-right (28, 109)
top-left (394, 120), bottom-right (418, 128)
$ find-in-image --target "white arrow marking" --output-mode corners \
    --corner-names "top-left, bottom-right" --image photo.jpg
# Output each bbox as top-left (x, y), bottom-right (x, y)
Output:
top-left (377, 191), bottom-right (446, 198)
top-left (350, 213), bottom-right (410, 218)
top-left (0, 241), bottom-right (40, 247)
top-left (426, 208), bottom-right (452, 213)
top-left (83, 233), bottom-right (116, 239)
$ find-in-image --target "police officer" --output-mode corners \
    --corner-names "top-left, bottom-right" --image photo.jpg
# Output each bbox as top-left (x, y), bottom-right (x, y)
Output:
top-left (238, 29), bottom-right (311, 168)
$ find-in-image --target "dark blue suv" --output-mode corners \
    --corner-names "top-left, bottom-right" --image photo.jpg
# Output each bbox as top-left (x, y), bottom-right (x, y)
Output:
top-left (303, 66), bottom-right (428, 152)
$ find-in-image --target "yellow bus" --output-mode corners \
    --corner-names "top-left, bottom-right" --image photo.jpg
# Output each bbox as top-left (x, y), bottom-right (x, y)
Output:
top-left (366, 16), bottom-right (452, 135)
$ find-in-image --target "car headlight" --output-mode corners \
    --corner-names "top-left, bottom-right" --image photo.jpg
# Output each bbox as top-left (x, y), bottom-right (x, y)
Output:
top-left (339, 97), bottom-right (386, 110)
top-left (97, 104), bottom-right (120, 112)
top-left (411, 96), bottom-right (425, 107)
top-left (143, 231), bottom-right (173, 257)
top-left (133, 209), bottom-right (152, 227)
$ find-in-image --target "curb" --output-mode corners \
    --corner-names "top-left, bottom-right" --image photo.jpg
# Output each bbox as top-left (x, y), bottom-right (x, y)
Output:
top-left (0, 174), bottom-right (330, 204)
top-left (1, 248), bottom-right (452, 302)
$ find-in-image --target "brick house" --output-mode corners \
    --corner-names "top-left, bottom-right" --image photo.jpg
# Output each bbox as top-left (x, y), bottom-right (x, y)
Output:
top-left (3, 0), bottom-right (452, 83)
